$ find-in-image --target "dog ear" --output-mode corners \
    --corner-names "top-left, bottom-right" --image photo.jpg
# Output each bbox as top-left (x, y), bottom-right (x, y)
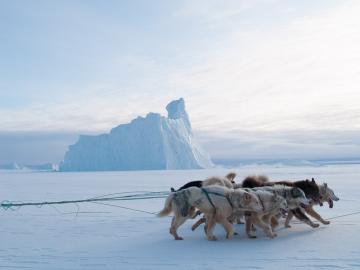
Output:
top-left (311, 178), bottom-right (315, 183)
top-left (324, 182), bottom-right (328, 188)
top-left (306, 179), bottom-right (310, 183)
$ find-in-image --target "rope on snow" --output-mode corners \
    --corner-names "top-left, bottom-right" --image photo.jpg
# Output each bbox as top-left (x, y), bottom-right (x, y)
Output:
top-left (0, 191), bottom-right (170, 214)
top-left (1, 191), bottom-right (360, 220)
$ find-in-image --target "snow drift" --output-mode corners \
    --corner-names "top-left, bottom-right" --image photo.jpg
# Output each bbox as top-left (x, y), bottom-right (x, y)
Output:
top-left (60, 98), bottom-right (213, 171)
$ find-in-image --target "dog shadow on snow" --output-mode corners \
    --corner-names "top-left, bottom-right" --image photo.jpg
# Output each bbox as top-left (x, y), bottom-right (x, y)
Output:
top-left (153, 222), bottom-right (328, 248)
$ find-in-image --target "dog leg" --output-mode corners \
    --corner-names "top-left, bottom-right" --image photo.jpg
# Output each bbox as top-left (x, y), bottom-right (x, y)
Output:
top-left (285, 211), bottom-right (294, 228)
top-left (205, 215), bottom-right (217, 241)
top-left (292, 208), bottom-right (319, 228)
top-left (263, 215), bottom-right (277, 237)
top-left (218, 217), bottom-right (234, 239)
top-left (170, 214), bottom-right (188, 240)
top-left (271, 216), bottom-right (279, 229)
top-left (191, 216), bottom-right (206, 231)
top-left (305, 207), bottom-right (330, 225)
top-left (245, 215), bottom-right (256, 238)
top-left (252, 215), bottom-right (276, 238)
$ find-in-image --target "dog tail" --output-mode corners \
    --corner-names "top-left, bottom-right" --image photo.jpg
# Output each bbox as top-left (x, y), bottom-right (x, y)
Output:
top-left (157, 193), bottom-right (174, 217)
top-left (242, 175), bottom-right (269, 188)
top-left (226, 172), bottom-right (237, 182)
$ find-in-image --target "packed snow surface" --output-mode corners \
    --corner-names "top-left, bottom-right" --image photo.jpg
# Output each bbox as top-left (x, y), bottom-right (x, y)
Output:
top-left (60, 98), bottom-right (213, 171)
top-left (0, 164), bottom-right (360, 269)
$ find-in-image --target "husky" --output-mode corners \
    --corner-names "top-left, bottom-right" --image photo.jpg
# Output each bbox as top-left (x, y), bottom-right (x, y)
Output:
top-left (247, 186), bottom-right (310, 209)
top-left (171, 172), bottom-right (237, 192)
top-left (158, 185), bottom-right (263, 241)
top-left (285, 183), bottom-right (339, 227)
top-left (173, 172), bottom-right (238, 232)
top-left (192, 185), bottom-right (305, 238)
top-left (240, 185), bottom-right (310, 230)
top-left (242, 176), bottom-right (321, 228)
top-left (243, 190), bottom-right (288, 239)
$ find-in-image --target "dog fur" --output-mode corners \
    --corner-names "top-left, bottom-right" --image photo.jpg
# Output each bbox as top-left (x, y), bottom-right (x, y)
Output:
top-left (241, 185), bottom-right (311, 230)
top-left (178, 173), bottom-right (238, 231)
top-left (158, 185), bottom-right (263, 240)
top-left (285, 182), bottom-right (339, 227)
top-left (243, 190), bottom-right (288, 239)
top-left (172, 172), bottom-right (237, 192)
top-left (242, 176), bottom-right (321, 228)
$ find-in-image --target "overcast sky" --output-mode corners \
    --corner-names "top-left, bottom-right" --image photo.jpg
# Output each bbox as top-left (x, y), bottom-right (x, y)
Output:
top-left (1, 0), bottom-right (360, 164)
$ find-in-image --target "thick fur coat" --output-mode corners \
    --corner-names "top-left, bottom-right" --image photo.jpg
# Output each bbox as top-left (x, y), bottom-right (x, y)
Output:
top-left (158, 185), bottom-right (263, 240)
top-left (242, 176), bottom-right (322, 228)
top-left (285, 183), bottom-right (339, 227)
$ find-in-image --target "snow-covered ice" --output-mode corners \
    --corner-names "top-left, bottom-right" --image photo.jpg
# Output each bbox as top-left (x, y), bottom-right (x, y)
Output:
top-left (0, 164), bottom-right (360, 269)
top-left (60, 98), bottom-right (213, 171)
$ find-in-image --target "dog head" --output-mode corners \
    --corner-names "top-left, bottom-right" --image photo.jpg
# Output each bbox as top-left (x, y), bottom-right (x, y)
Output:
top-left (320, 183), bottom-right (339, 208)
top-left (295, 178), bottom-right (321, 202)
top-left (230, 190), bottom-right (263, 212)
top-left (289, 187), bottom-right (310, 209)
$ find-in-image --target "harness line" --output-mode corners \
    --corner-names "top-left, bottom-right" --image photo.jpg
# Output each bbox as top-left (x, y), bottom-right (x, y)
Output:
top-left (0, 191), bottom-right (170, 211)
top-left (201, 188), bottom-right (234, 210)
top-left (1, 190), bottom-right (360, 222)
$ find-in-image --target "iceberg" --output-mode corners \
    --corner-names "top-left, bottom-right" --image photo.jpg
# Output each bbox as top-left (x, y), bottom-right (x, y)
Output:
top-left (60, 98), bottom-right (213, 171)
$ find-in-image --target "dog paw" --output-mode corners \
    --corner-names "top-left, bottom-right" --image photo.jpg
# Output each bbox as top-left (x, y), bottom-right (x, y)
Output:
top-left (311, 223), bottom-right (320, 228)
top-left (322, 220), bottom-right (330, 225)
top-left (268, 233), bottom-right (277, 239)
top-left (234, 231), bottom-right (239, 235)
top-left (175, 236), bottom-right (184, 240)
top-left (207, 236), bottom-right (217, 241)
top-left (247, 234), bottom-right (257, 239)
top-left (285, 224), bottom-right (291, 228)
top-left (226, 233), bottom-right (234, 239)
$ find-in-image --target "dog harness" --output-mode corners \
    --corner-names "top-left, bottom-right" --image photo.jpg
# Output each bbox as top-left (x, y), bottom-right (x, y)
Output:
top-left (257, 195), bottom-right (265, 212)
top-left (201, 188), bottom-right (234, 210)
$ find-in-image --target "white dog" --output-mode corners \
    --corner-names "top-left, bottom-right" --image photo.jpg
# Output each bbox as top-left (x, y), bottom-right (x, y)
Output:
top-left (243, 190), bottom-right (288, 238)
top-left (242, 185), bottom-right (310, 229)
top-left (158, 185), bottom-right (263, 240)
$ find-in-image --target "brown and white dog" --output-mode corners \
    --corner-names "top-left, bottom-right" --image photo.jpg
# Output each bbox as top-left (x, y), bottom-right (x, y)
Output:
top-left (158, 185), bottom-right (263, 241)
top-left (285, 182), bottom-right (339, 227)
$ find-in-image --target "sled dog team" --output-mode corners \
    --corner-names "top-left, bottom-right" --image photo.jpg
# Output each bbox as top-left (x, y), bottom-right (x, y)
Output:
top-left (158, 173), bottom-right (339, 241)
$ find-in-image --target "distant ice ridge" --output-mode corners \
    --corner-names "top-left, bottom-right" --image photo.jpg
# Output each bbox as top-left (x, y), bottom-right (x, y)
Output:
top-left (60, 98), bottom-right (213, 171)
top-left (0, 162), bottom-right (57, 171)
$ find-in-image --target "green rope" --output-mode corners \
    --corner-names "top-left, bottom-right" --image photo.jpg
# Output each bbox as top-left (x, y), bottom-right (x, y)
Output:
top-left (0, 191), bottom-right (170, 211)
top-left (201, 188), bottom-right (216, 209)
